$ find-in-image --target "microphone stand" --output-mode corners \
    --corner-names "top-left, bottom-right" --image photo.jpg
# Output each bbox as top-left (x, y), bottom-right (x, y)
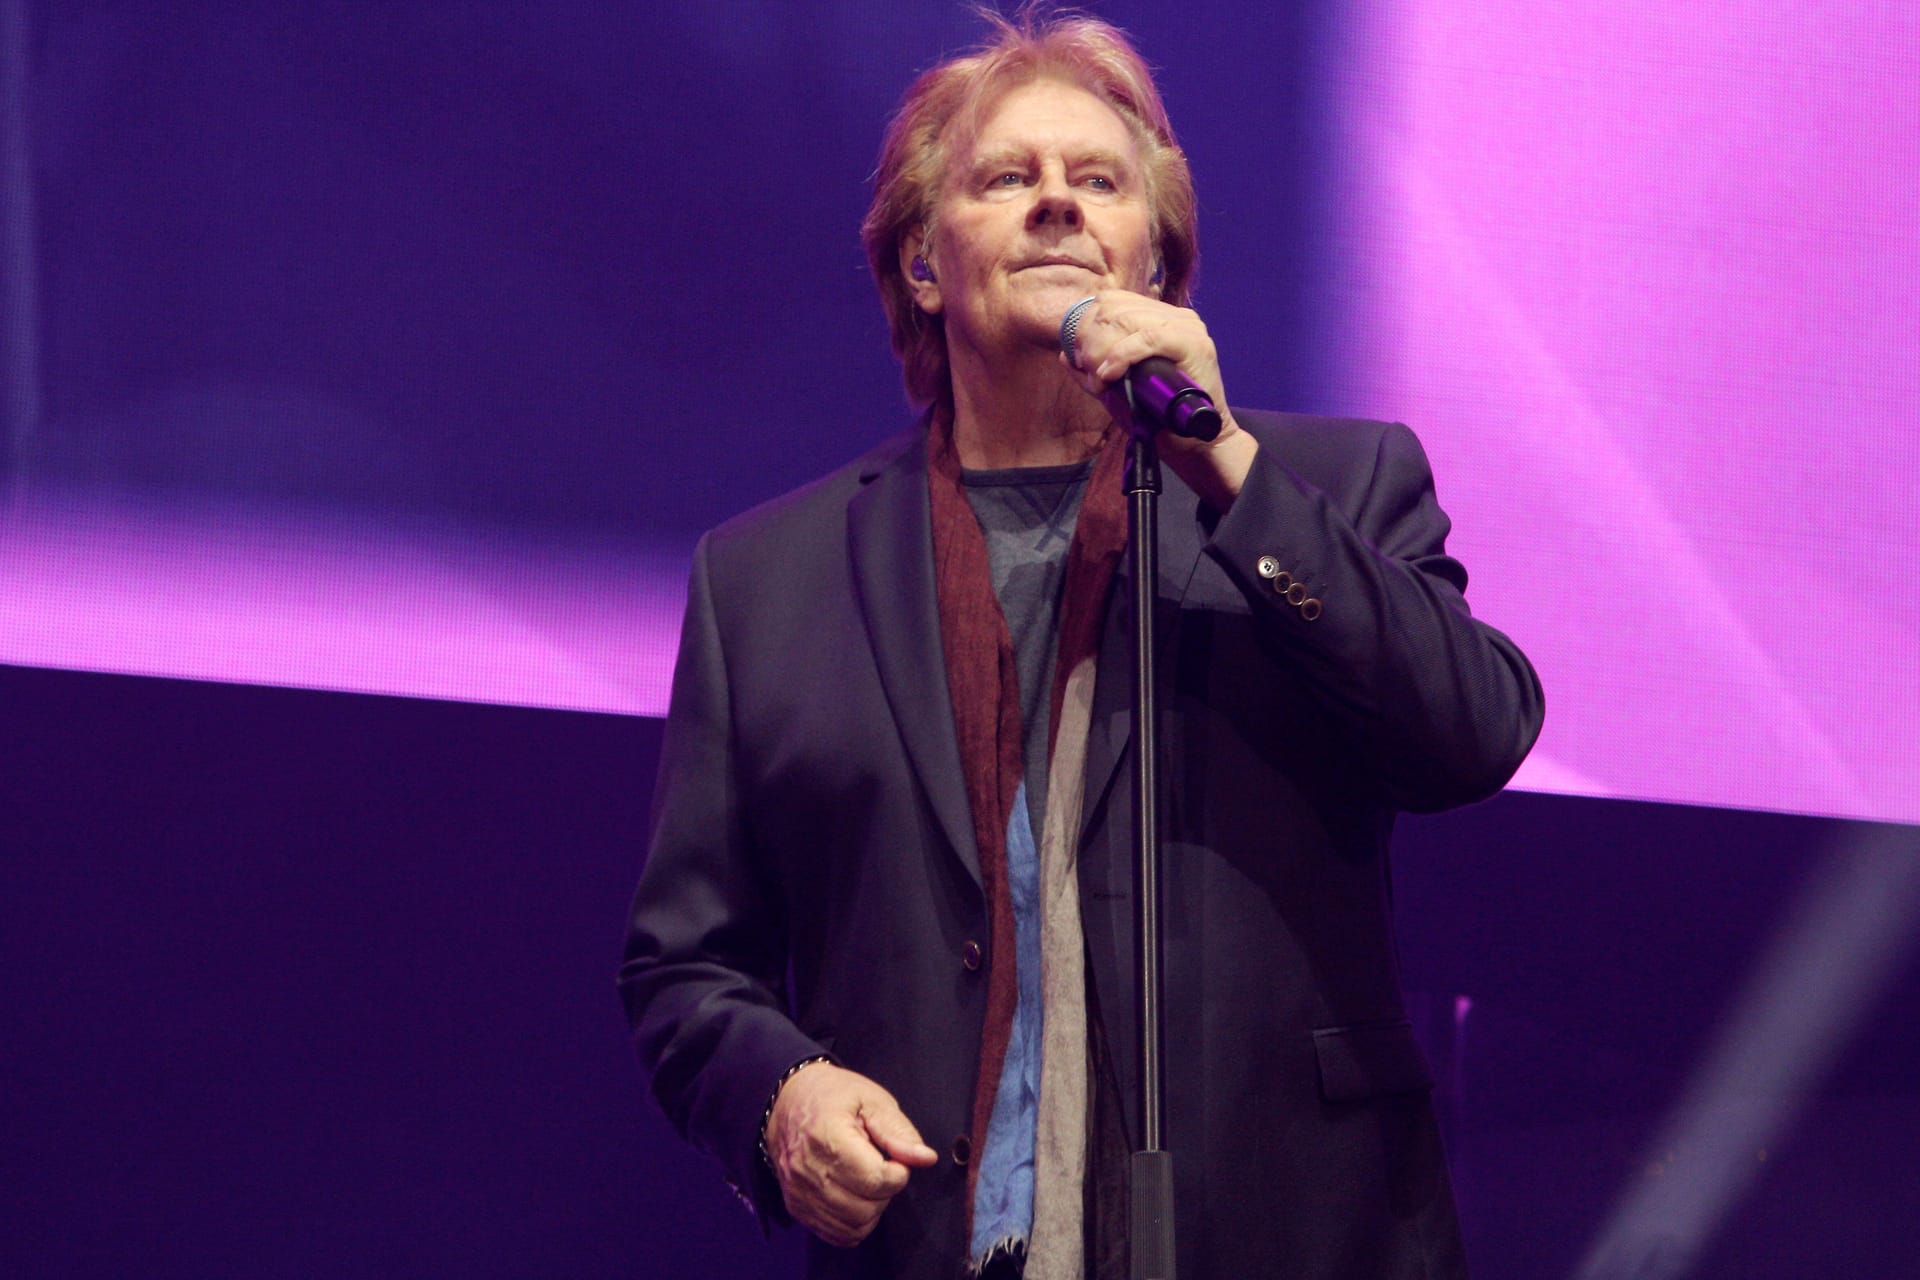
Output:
top-left (1060, 295), bottom-right (1216, 1279)
top-left (1124, 413), bottom-right (1176, 1280)
top-left (1116, 369), bottom-right (1218, 1280)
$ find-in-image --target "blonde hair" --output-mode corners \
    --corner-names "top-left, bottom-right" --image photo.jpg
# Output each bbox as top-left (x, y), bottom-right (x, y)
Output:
top-left (861, 8), bottom-right (1199, 408)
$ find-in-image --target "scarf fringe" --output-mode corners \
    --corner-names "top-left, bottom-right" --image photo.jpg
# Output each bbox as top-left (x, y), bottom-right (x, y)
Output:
top-left (967, 1233), bottom-right (1030, 1277)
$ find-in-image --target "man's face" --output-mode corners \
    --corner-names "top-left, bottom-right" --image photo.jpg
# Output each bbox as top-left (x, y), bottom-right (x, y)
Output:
top-left (911, 78), bottom-right (1155, 365)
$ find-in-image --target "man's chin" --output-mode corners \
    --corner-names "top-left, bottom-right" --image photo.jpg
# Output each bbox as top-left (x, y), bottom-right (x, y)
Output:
top-left (1009, 285), bottom-right (1099, 339)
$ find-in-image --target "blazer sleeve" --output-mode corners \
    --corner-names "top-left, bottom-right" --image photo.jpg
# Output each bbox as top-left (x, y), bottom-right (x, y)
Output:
top-left (617, 532), bottom-right (827, 1226)
top-left (1203, 418), bottom-right (1545, 812)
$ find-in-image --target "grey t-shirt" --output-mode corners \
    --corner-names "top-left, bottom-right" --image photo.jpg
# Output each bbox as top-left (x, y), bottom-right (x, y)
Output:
top-left (960, 458), bottom-right (1094, 846)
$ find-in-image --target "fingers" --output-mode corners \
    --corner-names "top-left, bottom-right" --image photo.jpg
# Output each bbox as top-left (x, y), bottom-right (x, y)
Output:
top-left (1058, 348), bottom-right (1111, 400)
top-left (1086, 327), bottom-right (1180, 384)
top-left (861, 1099), bottom-right (939, 1168)
top-left (1064, 290), bottom-right (1223, 398)
top-left (766, 1063), bottom-right (930, 1248)
top-left (1057, 290), bottom-right (1255, 507)
top-left (783, 1120), bottom-right (904, 1245)
top-left (790, 1151), bottom-right (896, 1246)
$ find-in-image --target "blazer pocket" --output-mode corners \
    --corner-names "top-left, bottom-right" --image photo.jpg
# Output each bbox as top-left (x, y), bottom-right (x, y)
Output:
top-left (1311, 1019), bottom-right (1433, 1102)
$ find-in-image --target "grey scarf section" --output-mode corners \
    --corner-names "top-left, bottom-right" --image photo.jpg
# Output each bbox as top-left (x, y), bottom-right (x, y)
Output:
top-left (1024, 657), bottom-right (1098, 1278)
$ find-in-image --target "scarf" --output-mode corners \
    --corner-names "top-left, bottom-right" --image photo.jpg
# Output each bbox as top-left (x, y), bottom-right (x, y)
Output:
top-left (928, 416), bottom-right (1127, 1278)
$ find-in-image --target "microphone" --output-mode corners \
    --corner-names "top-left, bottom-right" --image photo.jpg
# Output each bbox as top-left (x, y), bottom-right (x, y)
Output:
top-left (1059, 296), bottom-right (1222, 441)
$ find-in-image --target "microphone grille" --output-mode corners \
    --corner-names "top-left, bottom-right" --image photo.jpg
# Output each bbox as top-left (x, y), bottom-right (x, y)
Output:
top-left (1058, 296), bottom-right (1098, 367)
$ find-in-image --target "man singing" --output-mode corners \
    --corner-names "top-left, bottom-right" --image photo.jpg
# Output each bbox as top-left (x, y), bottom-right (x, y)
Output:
top-left (620, 10), bottom-right (1542, 1277)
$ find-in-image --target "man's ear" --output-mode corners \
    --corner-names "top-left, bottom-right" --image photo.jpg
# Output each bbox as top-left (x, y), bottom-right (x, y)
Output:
top-left (900, 225), bottom-right (942, 314)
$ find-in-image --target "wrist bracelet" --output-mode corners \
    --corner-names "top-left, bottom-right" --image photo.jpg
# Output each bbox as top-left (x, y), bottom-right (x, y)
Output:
top-left (757, 1054), bottom-right (832, 1171)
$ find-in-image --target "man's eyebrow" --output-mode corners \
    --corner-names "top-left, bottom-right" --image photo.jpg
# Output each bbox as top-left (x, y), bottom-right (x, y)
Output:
top-left (1071, 149), bottom-right (1137, 173)
top-left (964, 146), bottom-right (1139, 176)
top-left (966, 146), bottom-right (1032, 174)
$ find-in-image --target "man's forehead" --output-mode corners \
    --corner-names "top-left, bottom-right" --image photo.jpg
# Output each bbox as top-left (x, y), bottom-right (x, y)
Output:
top-left (945, 79), bottom-right (1142, 170)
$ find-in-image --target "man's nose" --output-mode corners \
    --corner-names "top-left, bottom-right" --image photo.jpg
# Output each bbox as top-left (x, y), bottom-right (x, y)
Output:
top-left (1029, 168), bottom-right (1082, 229)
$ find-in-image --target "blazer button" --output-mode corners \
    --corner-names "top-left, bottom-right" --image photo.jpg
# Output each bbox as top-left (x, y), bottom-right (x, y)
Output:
top-left (961, 940), bottom-right (983, 971)
top-left (1300, 598), bottom-right (1323, 621)
top-left (1285, 582), bottom-right (1308, 606)
top-left (951, 1135), bottom-right (972, 1165)
top-left (1271, 570), bottom-right (1293, 594)
top-left (1255, 555), bottom-right (1281, 579)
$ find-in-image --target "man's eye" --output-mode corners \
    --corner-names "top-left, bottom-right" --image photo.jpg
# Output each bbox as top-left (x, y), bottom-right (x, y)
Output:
top-left (1085, 175), bottom-right (1115, 191)
top-left (990, 172), bottom-right (1025, 187)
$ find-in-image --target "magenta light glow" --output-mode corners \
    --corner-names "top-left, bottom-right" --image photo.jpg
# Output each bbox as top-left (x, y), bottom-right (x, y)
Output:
top-left (1337, 1), bottom-right (1920, 824)
top-left (0, 492), bottom-right (684, 717)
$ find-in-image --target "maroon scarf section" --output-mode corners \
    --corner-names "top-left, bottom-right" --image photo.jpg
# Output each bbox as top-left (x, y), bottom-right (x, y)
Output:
top-left (1047, 438), bottom-right (1127, 760)
top-left (925, 418), bottom-right (1127, 1224)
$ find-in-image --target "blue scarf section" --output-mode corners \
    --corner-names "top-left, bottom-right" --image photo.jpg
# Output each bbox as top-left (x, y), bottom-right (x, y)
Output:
top-left (968, 783), bottom-right (1044, 1261)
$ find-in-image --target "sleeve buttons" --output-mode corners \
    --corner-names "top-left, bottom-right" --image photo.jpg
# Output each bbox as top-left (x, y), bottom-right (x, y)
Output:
top-left (1254, 557), bottom-right (1320, 620)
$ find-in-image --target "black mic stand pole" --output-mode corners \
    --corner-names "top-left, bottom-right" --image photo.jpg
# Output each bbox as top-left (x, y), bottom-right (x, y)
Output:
top-left (1123, 389), bottom-right (1175, 1280)
top-left (1118, 371), bottom-right (1218, 1280)
top-left (1060, 293), bottom-right (1217, 1279)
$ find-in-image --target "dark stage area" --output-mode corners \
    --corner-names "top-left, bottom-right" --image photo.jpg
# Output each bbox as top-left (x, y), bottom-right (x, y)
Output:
top-left (3, 664), bottom-right (1916, 1277)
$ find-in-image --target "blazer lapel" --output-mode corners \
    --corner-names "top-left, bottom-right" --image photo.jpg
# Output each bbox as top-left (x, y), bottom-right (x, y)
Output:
top-left (846, 429), bottom-right (983, 889)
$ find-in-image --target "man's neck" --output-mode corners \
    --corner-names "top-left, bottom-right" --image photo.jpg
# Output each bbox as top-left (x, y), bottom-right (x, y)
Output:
top-left (948, 343), bottom-right (1110, 470)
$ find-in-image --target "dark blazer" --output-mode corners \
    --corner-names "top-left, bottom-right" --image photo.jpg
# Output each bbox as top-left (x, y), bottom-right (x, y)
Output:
top-left (620, 410), bottom-right (1544, 1278)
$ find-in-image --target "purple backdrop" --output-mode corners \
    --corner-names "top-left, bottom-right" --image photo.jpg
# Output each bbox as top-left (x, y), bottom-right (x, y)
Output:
top-left (1335, 1), bottom-right (1920, 825)
top-left (2, 7), bottom-right (1918, 1272)
top-left (3, 2), bottom-right (1911, 821)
